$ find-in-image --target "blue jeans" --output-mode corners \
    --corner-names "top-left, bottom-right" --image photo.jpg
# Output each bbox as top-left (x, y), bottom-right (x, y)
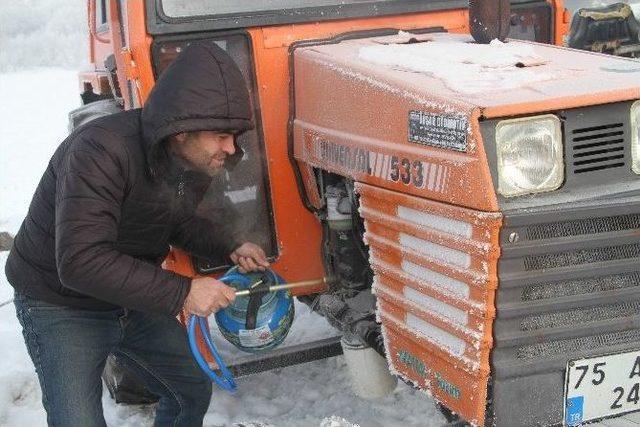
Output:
top-left (14, 292), bottom-right (212, 427)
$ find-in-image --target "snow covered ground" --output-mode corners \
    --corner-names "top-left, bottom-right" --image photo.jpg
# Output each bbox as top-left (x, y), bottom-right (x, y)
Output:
top-left (2, 1), bottom-right (640, 426)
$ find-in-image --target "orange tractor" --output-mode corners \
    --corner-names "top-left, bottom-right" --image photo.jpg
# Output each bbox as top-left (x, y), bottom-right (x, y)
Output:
top-left (74, 0), bottom-right (640, 425)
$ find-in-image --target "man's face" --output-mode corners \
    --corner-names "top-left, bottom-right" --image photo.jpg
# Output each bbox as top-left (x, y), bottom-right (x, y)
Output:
top-left (169, 131), bottom-right (235, 176)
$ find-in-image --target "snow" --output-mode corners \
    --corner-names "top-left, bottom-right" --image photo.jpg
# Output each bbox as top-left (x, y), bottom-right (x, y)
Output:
top-left (0, 69), bottom-right (80, 234)
top-left (359, 38), bottom-right (555, 95)
top-left (0, 1), bottom-right (87, 72)
top-left (320, 416), bottom-right (360, 427)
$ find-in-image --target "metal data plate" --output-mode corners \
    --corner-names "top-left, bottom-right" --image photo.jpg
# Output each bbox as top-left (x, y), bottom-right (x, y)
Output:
top-left (564, 349), bottom-right (640, 426)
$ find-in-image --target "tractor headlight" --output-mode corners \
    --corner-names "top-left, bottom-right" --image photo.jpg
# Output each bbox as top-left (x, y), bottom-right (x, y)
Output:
top-left (496, 114), bottom-right (564, 197)
top-left (631, 100), bottom-right (640, 174)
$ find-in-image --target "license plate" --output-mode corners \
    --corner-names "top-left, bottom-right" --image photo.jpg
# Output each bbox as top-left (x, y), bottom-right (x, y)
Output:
top-left (565, 350), bottom-right (640, 426)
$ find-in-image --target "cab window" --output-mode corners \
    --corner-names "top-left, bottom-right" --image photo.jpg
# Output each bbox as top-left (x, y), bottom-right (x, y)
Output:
top-left (152, 35), bottom-right (277, 272)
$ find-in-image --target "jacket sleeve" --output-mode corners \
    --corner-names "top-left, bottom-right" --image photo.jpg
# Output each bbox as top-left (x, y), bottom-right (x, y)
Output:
top-left (55, 129), bottom-right (191, 316)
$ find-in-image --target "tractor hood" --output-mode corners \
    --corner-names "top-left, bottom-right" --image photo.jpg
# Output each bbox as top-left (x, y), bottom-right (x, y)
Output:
top-left (297, 32), bottom-right (640, 119)
top-left (292, 32), bottom-right (640, 212)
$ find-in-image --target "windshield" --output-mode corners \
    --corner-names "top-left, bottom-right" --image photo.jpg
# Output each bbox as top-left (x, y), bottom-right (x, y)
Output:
top-left (151, 0), bottom-right (470, 33)
top-left (162, 0), bottom-right (455, 18)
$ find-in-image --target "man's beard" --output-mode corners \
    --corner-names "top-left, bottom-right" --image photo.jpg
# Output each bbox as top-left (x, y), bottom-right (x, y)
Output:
top-left (202, 156), bottom-right (225, 176)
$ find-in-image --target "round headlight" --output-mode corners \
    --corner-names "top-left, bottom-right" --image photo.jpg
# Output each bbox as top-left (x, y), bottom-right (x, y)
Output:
top-left (496, 115), bottom-right (564, 197)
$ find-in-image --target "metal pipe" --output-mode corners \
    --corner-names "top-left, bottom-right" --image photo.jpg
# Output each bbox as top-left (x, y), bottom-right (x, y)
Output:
top-left (234, 277), bottom-right (334, 297)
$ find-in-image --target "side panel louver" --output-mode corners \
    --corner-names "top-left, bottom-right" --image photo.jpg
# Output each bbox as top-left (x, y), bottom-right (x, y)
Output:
top-left (562, 102), bottom-right (632, 181)
top-left (571, 123), bottom-right (625, 173)
top-left (356, 182), bottom-right (502, 427)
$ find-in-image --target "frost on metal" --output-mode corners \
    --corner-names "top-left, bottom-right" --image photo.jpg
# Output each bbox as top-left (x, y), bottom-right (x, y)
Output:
top-left (400, 233), bottom-right (472, 269)
top-left (406, 313), bottom-right (467, 356)
top-left (359, 37), bottom-right (551, 95)
top-left (403, 286), bottom-right (469, 326)
top-left (320, 416), bottom-right (360, 427)
top-left (316, 55), bottom-right (465, 116)
top-left (401, 259), bottom-right (470, 299)
top-left (398, 205), bottom-right (473, 238)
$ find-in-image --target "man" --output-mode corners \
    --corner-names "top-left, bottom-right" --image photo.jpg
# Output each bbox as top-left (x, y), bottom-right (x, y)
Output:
top-left (5, 41), bottom-right (268, 426)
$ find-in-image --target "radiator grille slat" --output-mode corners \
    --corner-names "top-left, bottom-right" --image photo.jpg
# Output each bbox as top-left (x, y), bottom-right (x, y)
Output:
top-left (517, 329), bottom-right (640, 360)
top-left (525, 213), bottom-right (640, 240)
top-left (573, 138), bottom-right (624, 150)
top-left (523, 243), bottom-right (640, 270)
top-left (572, 129), bottom-right (623, 142)
top-left (520, 301), bottom-right (640, 331)
top-left (573, 146), bottom-right (623, 158)
top-left (572, 123), bottom-right (622, 134)
top-left (522, 273), bottom-right (640, 301)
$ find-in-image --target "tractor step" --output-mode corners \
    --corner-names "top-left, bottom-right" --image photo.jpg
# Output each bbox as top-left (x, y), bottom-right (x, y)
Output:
top-left (104, 336), bottom-right (344, 404)
top-left (223, 335), bottom-right (343, 378)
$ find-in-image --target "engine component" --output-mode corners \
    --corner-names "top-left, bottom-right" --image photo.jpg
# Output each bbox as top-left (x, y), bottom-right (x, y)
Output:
top-left (298, 176), bottom-right (382, 357)
top-left (324, 182), bottom-right (372, 292)
top-left (341, 336), bottom-right (397, 399)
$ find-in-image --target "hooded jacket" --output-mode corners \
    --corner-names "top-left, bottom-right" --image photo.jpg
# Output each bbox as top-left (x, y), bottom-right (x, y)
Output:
top-left (5, 41), bottom-right (253, 315)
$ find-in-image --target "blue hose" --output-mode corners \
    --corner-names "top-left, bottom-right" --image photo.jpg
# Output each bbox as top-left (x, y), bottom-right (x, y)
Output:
top-left (187, 269), bottom-right (251, 393)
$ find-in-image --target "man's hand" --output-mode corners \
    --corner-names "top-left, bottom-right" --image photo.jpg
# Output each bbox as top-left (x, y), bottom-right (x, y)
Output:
top-left (230, 242), bottom-right (269, 273)
top-left (183, 277), bottom-right (236, 317)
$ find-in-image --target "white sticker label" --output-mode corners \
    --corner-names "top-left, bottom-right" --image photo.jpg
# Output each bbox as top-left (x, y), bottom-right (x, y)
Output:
top-left (239, 325), bottom-right (273, 348)
top-left (408, 111), bottom-right (468, 152)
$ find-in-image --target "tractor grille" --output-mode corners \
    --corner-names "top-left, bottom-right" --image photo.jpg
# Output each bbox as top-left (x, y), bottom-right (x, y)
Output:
top-left (494, 201), bottom-right (640, 377)
top-left (570, 122), bottom-right (626, 174)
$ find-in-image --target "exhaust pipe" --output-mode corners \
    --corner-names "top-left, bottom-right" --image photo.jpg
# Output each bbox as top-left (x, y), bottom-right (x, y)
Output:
top-left (469, 0), bottom-right (511, 44)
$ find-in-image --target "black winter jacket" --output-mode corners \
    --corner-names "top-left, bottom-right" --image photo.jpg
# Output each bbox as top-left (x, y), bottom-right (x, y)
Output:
top-left (5, 41), bottom-right (253, 315)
